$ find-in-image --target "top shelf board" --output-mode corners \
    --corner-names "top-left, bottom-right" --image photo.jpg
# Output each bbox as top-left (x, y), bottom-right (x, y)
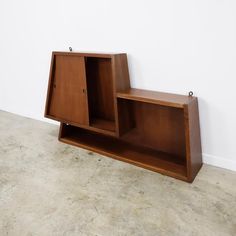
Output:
top-left (52, 51), bottom-right (127, 58)
top-left (117, 89), bottom-right (196, 108)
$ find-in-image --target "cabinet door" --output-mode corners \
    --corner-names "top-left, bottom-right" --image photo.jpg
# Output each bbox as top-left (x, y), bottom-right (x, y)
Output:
top-left (48, 55), bottom-right (89, 125)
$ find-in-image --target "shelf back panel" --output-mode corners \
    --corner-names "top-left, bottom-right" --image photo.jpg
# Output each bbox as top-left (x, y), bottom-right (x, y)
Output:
top-left (86, 57), bottom-right (115, 122)
top-left (118, 99), bottom-right (186, 159)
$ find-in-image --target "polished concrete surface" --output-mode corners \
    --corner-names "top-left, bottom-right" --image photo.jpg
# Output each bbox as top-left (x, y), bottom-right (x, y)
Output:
top-left (0, 110), bottom-right (236, 236)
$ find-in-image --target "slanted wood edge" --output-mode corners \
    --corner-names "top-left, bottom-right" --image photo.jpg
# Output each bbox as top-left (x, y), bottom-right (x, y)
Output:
top-left (117, 91), bottom-right (192, 108)
top-left (44, 52), bottom-right (55, 117)
top-left (184, 104), bottom-right (192, 182)
top-left (184, 98), bottom-right (203, 183)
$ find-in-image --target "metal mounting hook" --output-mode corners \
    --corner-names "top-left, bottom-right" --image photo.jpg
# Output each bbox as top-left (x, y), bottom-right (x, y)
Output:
top-left (69, 47), bottom-right (72, 52)
top-left (188, 91), bottom-right (193, 97)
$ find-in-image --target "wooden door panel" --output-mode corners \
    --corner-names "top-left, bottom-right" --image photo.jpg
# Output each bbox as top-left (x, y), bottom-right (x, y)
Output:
top-left (49, 55), bottom-right (89, 125)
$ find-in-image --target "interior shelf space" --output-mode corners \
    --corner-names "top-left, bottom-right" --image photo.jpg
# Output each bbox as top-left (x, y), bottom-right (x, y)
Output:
top-left (60, 124), bottom-right (188, 181)
top-left (89, 118), bottom-right (115, 132)
top-left (117, 98), bottom-right (187, 162)
top-left (85, 57), bottom-right (116, 133)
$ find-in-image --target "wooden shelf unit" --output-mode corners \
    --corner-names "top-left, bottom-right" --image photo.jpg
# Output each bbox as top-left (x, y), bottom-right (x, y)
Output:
top-left (45, 51), bottom-right (202, 182)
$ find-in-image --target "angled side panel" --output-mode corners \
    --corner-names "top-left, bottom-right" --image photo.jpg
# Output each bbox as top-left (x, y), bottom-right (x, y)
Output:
top-left (112, 54), bottom-right (131, 136)
top-left (113, 54), bottom-right (131, 93)
top-left (44, 52), bottom-right (56, 118)
top-left (184, 98), bottom-right (203, 182)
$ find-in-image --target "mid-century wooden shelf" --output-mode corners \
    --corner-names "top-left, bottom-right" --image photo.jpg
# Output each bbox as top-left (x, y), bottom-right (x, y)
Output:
top-left (45, 51), bottom-right (202, 182)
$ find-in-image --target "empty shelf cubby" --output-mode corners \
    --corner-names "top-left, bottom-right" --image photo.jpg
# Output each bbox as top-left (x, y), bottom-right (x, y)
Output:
top-left (85, 57), bottom-right (116, 132)
top-left (59, 124), bottom-right (188, 180)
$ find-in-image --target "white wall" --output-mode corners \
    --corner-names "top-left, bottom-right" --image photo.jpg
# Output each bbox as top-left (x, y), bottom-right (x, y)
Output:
top-left (1, 0), bottom-right (236, 171)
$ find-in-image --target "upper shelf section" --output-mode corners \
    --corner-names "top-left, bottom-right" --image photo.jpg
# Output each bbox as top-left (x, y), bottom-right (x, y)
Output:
top-left (117, 88), bottom-right (196, 108)
top-left (45, 51), bottom-right (131, 136)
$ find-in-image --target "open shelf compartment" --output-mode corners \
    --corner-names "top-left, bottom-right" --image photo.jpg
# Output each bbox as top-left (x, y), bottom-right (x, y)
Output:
top-left (85, 57), bottom-right (116, 133)
top-left (59, 123), bottom-right (188, 181)
top-left (116, 97), bottom-right (187, 177)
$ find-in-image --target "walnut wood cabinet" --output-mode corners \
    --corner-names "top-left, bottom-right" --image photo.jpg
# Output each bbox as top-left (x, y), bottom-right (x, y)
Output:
top-left (45, 51), bottom-right (202, 182)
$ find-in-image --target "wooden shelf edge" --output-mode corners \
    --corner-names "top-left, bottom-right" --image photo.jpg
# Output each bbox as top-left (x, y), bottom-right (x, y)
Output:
top-left (45, 114), bottom-right (117, 137)
top-left (90, 118), bottom-right (116, 132)
top-left (117, 89), bottom-right (196, 108)
top-left (59, 137), bottom-right (188, 182)
top-left (52, 51), bottom-right (127, 58)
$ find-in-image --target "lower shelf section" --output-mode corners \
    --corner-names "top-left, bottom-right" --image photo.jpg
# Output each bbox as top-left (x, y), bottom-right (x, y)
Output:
top-left (60, 125), bottom-right (188, 181)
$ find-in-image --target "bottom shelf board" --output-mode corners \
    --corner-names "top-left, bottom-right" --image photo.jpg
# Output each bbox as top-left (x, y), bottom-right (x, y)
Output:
top-left (60, 128), bottom-right (188, 181)
top-left (90, 118), bottom-right (116, 132)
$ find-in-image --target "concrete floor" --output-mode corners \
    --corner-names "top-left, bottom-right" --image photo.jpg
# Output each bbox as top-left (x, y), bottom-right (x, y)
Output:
top-left (0, 111), bottom-right (236, 236)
